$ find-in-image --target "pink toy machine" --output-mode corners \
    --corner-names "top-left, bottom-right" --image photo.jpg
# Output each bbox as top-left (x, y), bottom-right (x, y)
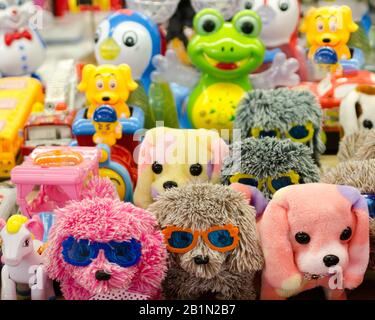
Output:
top-left (11, 146), bottom-right (100, 217)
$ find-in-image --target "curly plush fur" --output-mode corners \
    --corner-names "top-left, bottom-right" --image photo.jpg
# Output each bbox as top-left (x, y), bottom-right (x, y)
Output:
top-left (81, 176), bottom-right (119, 200)
top-left (221, 137), bottom-right (320, 199)
top-left (148, 183), bottom-right (264, 300)
top-left (337, 129), bottom-right (375, 162)
top-left (44, 198), bottom-right (167, 300)
top-left (235, 89), bottom-right (325, 164)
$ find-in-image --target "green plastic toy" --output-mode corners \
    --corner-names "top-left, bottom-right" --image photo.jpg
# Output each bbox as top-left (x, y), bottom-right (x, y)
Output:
top-left (149, 81), bottom-right (179, 128)
top-left (187, 9), bottom-right (265, 131)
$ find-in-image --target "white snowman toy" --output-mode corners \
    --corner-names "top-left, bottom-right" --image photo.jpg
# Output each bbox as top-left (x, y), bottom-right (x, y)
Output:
top-left (0, 0), bottom-right (46, 77)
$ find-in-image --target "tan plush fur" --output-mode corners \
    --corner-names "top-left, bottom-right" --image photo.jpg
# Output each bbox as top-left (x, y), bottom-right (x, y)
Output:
top-left (337, 129), bottom-right (369, 162)
top-left (148, 183), bottom-right (264, 300)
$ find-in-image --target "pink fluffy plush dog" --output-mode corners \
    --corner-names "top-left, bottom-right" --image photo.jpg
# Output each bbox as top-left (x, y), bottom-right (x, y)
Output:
top-left (258, 183), bottom-right (369, 300)
top-left (44, 178), bottom-right (167, 300)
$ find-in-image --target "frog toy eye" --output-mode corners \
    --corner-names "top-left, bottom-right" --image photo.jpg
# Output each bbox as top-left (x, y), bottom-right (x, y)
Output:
top-left (194, 9), bottom-right (224, 36)
top-left (232, 11), bottom-right (262, 37)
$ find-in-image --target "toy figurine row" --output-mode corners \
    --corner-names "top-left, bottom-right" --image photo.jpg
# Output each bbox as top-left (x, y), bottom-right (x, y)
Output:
top-left (0, 140), bottom-right (373, 300)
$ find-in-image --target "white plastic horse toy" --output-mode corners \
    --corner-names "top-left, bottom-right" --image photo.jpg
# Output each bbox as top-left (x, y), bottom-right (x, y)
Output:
top-left (0, 214), bottom-right (54, 300)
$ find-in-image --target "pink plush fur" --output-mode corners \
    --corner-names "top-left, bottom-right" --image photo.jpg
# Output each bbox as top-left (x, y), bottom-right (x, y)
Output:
top-left (44, 197), bottom-right (167, 300)
top-left (258, 183), bottom-right (369, 300)
top-left (81, 176), bottom-right (119, 200)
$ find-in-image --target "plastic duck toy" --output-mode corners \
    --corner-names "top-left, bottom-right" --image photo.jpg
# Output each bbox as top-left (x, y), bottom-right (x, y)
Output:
top-left (77, 64), bottom-right (138, 119)
top-left (300, 6), bottom-right (358, 67)
top-left (92, 105), bottom-right (122, 147)
top-left (186, 9), bottom-right (265, 131)
top-left (95, 9), bottom-right (161, 93)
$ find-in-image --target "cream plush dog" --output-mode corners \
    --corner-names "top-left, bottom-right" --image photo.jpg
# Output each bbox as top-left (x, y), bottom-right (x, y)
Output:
top-left (134, 127), bottom-right (229, 209)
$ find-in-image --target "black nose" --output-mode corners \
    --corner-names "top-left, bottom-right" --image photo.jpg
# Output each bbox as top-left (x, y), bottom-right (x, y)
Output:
top-left (95, 270), bottom-right (111, 281)
top-left (363, 120), bottom-right (373, 129)
top-left (163, 181), bottom-right (178, 190)
top-left (322, 38), bottom-right (331, 43)
top-left (194, 255), bottom-right (209, 265)
top-left (102, 96), bottom-right (110, 102)
top-left (323, 255), bottom-right (340, 267)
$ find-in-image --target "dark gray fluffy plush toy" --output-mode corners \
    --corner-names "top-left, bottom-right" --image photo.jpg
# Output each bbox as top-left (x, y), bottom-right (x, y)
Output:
top-left (235, 88), bottom-right (325, 165)
top-left (221, 137), bottom-right (321, 200)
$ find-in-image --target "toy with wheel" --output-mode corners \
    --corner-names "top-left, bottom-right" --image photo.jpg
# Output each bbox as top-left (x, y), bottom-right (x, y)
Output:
top-left (97, 143), bottom-right (133, 202)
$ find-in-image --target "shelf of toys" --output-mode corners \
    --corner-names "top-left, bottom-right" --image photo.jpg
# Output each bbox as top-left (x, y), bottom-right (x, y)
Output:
top-left (0, 0), bottom-right (375, 303)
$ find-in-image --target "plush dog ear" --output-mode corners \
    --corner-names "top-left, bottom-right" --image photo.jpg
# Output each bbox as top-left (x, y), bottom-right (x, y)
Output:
top-left (340, 89), bottom-right (361, 136)
top-left (77, 64), bottom-right (96, 92)
top-left (340, 5), bottom-right (358, 33)
top-left (338, 186), bottom-right (369, 289)
top-left (206, 132), bottom-right (229, 183)
top-left (258, 193), bottom-right (302, 293)
top-left (228, 197), bottom-right (264, 274)
top-left (134, 133), bottom-right (155, 209)
top-left (299, 7), bottom-right (316, 33)
top-left (118, 64), bottom-right (138, 92)
top-left (25, 215), bottom-right (44, 241)
top-left (230, 183), bottom-right (268, 217)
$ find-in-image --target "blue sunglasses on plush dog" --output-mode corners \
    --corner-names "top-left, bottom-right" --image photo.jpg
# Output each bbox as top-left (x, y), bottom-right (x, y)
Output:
top-left (62, 236), bottom-right (142, 268)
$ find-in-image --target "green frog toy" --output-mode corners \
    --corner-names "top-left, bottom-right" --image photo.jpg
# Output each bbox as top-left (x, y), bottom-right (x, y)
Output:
top-left (152, 9), bottom-right (300, 132)
top-left (186, 9), bottom-right (265, 131)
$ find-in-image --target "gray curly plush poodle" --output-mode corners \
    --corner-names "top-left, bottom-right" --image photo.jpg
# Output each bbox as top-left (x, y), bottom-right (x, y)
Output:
top-left (235, 88), bottom-right (325, 165)
top-left (221, 137), bottom-right (321, 200)
top-left (148, 183), bottom-right (264, 300)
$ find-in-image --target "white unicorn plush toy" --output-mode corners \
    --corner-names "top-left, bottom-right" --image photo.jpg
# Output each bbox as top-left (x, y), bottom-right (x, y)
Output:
top-left (0, 214), bottom-right (54, 300)
top-left (0, 0), bottom-right (46, 77)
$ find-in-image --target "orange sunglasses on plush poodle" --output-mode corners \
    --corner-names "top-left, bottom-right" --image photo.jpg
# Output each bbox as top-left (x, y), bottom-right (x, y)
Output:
top-left (162, 224), bottom-right (239, 254)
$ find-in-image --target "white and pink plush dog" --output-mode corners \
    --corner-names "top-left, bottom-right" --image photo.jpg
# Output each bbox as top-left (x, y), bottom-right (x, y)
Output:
top-left (134, 127), bottom-right (229, 209)
top-left (258, 183), bottom-right (369, 300)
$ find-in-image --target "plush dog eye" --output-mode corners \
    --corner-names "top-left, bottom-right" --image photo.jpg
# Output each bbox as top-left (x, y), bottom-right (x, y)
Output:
top-left (109, 79), bottom-right (117, 89)
top-left (123, 31), bottom-right (137, 47)
top-left (190, 163), bottom-right (202, 176)
top-left (152, 162), bottom-right (163, 174)
top-left (340, 227), bottom-right (352, 241)
top-left (278, 0), bottom-right (289, 11)
top-left (295, 232), bottom-right (310, 244)
top-left (0, 2), bottom-right (7, 9)
top-left (96, 79), bottom-right (104, 89)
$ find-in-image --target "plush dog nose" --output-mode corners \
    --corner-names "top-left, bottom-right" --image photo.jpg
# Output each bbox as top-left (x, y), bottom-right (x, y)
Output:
top-left (322, 38), bottom-right (331, 43)
top-left (323, 255), bottom-right (339, 267)
top-left (102, 96), bottom-right (110, 102)
top-left (95, 270), bottom-right (111, 281)
top-left (194, 255), bottom-right (209, 265)
top-left (163, 181), bottom-right (178, 190)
